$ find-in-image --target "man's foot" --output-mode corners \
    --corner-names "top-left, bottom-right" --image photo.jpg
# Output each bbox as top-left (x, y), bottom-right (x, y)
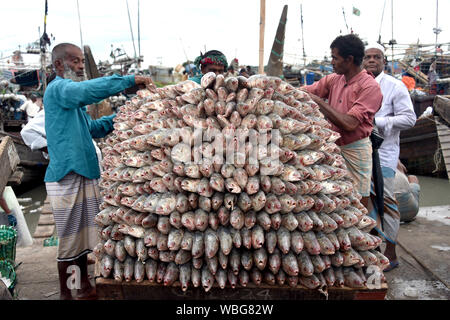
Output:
top-left (59, 292), bottom-right (73, 300)
top-left (76, 287), bottom-right (97, 300)
top-left (384, 260), bottom-right (399, 272)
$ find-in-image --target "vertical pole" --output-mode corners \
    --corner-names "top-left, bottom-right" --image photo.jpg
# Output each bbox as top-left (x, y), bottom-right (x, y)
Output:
top-left (391, 0), bottom-right (394, 75)
top-left (76, 0), bottom-right (84, 49)
top-left (300, 4), bottom-right (306, 84)
top-left (259, 0), bottom-right (266, 74)
top-left (435, 0), bottom-right (438, 58)
top-left (126, 0), bottom-right (137, 61)
top-left (138, 0), bottom-right (141, 67)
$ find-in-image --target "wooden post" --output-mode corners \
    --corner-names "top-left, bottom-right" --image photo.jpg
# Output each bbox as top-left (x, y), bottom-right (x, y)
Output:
top-left (259, 0), bottom-right (266, 75)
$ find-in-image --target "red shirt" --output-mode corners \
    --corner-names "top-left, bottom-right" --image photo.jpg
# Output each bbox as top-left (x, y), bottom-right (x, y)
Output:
top-left (305, 69), bottom-right (383, 146)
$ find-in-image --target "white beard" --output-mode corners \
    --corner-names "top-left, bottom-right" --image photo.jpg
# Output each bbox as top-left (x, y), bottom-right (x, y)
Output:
top-left (63, 63), bottom-right (85, 82)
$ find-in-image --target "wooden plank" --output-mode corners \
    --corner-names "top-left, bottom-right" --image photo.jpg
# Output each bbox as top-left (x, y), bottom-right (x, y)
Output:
top-left (0, 136), bottom-right (21, 192)
top-left (41, 198), bottom-right (52, 215)
top-left (37, 214), bottom-right (54, 226)
top-left (7, 169), bottom-right (23, 185)
top-left (95, 278), bottom-right (387, 301)
top-left (434, 95), bottom-right (450, 125)
top-left (33, 225), bottom-right (55, 238)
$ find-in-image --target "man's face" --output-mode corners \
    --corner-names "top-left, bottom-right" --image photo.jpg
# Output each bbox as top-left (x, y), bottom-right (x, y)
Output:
top-left (202, 64), bottom-right (225, 75)
top-left (331, 48), bottom-right (351, 75)
top-left (363, 48), bottom-right (385, 77)
top-left (56, 46), bottom-right (85, 81)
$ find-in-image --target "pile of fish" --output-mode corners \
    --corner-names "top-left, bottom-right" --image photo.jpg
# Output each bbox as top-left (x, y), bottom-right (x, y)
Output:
top-left (94, 73), bottom-right (388, 292)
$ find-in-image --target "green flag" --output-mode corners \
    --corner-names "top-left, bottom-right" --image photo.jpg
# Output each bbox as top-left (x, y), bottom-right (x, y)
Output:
top-left (352, 6), bottom-right (360, 16)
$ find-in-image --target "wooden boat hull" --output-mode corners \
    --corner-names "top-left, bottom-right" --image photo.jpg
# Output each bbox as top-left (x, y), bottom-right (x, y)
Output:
top-left (0, 131), bottom-right (48, 186)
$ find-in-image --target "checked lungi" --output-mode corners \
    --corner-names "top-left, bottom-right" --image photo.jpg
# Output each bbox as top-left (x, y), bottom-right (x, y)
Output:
top-left (46, 172), bottom-right (101, 262)
top-left (339, 137), bottom-right (373, 197)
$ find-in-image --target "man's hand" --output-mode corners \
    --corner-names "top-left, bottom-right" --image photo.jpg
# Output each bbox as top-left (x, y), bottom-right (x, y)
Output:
top-left (306, 92), bottom-right (323, 105)
top-left (134, 76), bottom-right (157, 93)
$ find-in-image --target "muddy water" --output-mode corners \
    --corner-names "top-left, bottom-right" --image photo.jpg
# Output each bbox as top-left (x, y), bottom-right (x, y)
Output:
top-left (417, 176), bottom-right (450, 207)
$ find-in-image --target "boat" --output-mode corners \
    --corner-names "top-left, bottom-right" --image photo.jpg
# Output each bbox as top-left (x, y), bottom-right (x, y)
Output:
top-left (0, 130), bottom-right (48, 188)
top-left (399, 94), bottom-right (450, 179)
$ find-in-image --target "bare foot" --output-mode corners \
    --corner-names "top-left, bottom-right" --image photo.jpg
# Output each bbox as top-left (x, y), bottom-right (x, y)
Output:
top-left (76, 287), bottom-right (97, 300)
top-left (60, 292), bottom-right (73, 300)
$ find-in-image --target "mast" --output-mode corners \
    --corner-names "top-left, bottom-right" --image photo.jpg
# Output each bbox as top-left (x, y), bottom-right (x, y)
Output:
top-left (126, 0), bottom-right (137, 64)
top-left (138, 0), bottom-right (141, 67)
top-left (266, 5), bottom-right (288, 77)
top-left (388, 0), bottom-right (396, 75)
top-left (259, 0), bottom-right (265, 74)
top-left (300, 3), bottom-right (306, 83)
top-left (76, 0), bottom-right (84, 49)
top-left (433, 0), bottom-right (441, 59)
top-left (40, 0), bottom-right (49, 92)
top-left (342, 7), bottom-right (349, 33)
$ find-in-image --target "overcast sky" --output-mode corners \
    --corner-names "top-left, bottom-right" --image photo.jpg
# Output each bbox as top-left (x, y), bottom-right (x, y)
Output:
top-left (1, 0), bottom-right (449, 68)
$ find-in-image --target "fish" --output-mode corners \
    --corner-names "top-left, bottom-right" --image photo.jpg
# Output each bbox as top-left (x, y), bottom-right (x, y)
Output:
top-left (241, 250), bottom-right (254, 271)
top-left (264, 271), bottom-right (276, 285)
top-left (276, 227), bottom-right (291, 254)
top-left (192, 231), bottom-right (205, 258)
top-left (191, 267), bottom-right (201, 288)
top-left (250, 268), bottom-right (263, 286)
top-left (302, 231), bottom-right (321, 255)
top-left (256, 211), bottom-right (272, 231)
top-left (230, 228), bottom-right (242, 248)
top-left (290, 231), bottom-right (304, 254)
top-left (253, 248), bottom-right (268, 271)
top-left (215, 269), bottom-right (227, 289)
top-left (204, 228), bottom-right (219, 259)
top-left (229, 248), bottom-right (241, 275)
top-left (343, 267), bottom-right (365, 288)
top-left (101, 255), bottom-right (114, 278)
top-left (265, 230), bottom-right (278, 254)
top-left (114, 240), bottom-right (127, 262)
top-left (124, 256), bottom-right (135, 282)
top-left (282, 252), bottom-right (299, 276)
top-left (194, 209), bottom-right (209, 231)
top-left (134, 260), bottom-right (146, 283)
top-left (179, 263), bottom-right (191, 291)
top-left (299, 274), bottom-right (321, 289)
top-left (310, 255), bottom-right (326, 274)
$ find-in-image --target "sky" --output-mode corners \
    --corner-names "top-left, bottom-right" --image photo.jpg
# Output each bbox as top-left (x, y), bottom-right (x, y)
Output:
top-left (0, 0), bottom-right (449, 69)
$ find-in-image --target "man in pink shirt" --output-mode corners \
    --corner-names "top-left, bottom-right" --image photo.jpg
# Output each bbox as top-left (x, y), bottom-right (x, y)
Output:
top-left (303, 34), bottom-right (383, 208)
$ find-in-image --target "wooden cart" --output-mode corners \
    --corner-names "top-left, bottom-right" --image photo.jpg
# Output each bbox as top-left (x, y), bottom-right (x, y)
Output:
top-left (95, 278), bottom-right (388, 300)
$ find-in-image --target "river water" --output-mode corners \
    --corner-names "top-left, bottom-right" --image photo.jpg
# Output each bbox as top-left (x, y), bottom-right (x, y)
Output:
top-left (9, 175), bottom-right (450, 238)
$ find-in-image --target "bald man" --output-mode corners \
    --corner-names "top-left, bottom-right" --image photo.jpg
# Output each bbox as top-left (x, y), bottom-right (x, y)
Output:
top-left (44, 43), bottom-right (155, 299)
top-left (363, 43), bottom-right (416, 271)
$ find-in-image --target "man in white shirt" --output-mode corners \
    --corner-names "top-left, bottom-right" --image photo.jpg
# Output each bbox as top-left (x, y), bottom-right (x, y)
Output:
top-left (19, 94), bottom-right (41, 120)
top-left (363, 42), bottom-right (416, 271)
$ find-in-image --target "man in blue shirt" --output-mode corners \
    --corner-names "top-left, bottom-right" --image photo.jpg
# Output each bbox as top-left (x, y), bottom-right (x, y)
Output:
top-left (44, 43), bottom-right (154, 300)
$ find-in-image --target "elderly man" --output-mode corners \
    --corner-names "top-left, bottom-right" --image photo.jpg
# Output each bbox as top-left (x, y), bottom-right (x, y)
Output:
top-left (44, 43), bottom-right (154, 300)
top-left (189, 50), bottom-right (228, 84)
top-left (363, 43), bottom-right (416, 271)
top-left (303, 34), bottom-right (383, 208)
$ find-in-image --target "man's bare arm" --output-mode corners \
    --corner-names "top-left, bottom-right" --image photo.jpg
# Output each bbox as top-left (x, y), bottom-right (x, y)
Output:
top-left (308, 92), bottom-right (359, 131)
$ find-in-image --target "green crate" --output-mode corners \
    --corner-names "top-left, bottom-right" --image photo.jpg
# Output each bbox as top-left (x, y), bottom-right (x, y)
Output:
top-left (0, 260), bottom-right (16, 291)
top-left (0, 225), bottom-right (17, 265)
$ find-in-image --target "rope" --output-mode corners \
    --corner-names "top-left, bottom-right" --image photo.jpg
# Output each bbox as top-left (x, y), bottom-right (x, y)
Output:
top-left (420, 116), bottom-right (446, 174)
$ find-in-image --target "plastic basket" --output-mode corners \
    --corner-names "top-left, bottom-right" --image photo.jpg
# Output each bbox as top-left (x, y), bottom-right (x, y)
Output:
top-left (0, 260), bottom-right (16, 291)
top-left (0, 225), bottom-right (17, 265)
